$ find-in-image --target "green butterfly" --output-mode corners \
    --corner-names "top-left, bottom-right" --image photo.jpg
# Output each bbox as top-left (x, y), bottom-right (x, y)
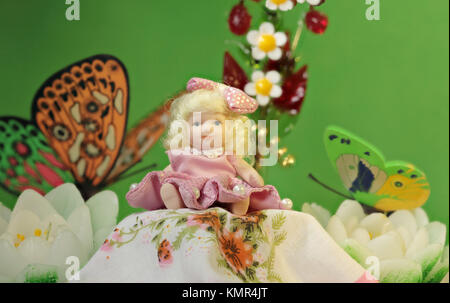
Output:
top-left (321, 126), bottom-right (430, 212)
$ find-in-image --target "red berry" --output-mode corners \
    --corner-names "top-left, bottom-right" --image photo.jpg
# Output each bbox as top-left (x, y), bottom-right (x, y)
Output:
top-left (273, 65), bottom-right (308, 115)
top-left (223, 52), bottom-right (248, 91)
top-left (228, 1), bottom-right (252, 36)
top-left (305, 9), bottom-right (328, 34)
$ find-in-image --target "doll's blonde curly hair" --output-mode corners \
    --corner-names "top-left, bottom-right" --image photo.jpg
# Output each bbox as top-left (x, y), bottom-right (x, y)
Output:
top-left (163, 89), bottom-right (254, 156)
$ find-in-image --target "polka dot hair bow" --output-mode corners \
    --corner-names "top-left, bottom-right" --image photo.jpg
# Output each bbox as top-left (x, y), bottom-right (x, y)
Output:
top-left (186, 77), bottom-right (258, 114)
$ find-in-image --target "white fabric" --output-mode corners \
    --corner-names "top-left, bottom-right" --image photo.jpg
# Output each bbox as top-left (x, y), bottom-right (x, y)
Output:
top-left (77, 208), bottom-right (367, 283)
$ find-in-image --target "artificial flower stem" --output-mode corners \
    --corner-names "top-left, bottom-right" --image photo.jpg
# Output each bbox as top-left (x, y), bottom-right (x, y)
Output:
top-left (307, 173), bottom-right (353, 200)
top-left (110, 163), bottom-right (157, 184)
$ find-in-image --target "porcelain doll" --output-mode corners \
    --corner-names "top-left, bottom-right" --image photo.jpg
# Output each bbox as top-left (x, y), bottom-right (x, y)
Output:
top-left (126, 78), bottom-right (292, 215)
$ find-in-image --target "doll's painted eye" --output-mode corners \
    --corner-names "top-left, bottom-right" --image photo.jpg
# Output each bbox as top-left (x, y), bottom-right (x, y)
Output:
top-left (214, 120), bottom-right (221, 126)
top-left (193, 122), bottom-right (201, 127)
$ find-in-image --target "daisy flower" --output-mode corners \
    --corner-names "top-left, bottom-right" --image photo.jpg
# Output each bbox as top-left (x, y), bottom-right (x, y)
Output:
top-left (247, 22), bottom-right (287, 61)
top-left (244, 70), bottom-right (282, 106)
top-left (297, 0), bottom-right (323, 5)
top-left (266, 0), bottom-right (294, 11)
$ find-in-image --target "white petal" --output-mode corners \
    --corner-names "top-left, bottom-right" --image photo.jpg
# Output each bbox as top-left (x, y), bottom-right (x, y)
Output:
top-left (406, 227), bottom-right (429, 258)
top-left (0, 202), bottom-right (11, 223)
top-left (17, 236), bottom-right (51, 264)
top-left (387, 230), bottom-right (407, 253)
top-left (244, 83), bottom-right (256, 96)
top-left (265, 0), bottom-right (277, 10)
top-left (341, 238), bottom-right (373, 267)
top-left (0, 219), bottom-right (7, 235)
top-left (279, 1), bottom-right (294, 11)
top-left (252, 47), bottom-right (266, 60)
top-left (308, 0), bottom-right (322, 5)
top-left (413, 208), bottom-right (429, 228)
top-left (251, 70), bottom-right (265, 82)
top-left (335, 200), bottom-right (366, 226)
top-left (274, 32), bottom-right (287, 46)
top-left (0, 274), bottom-right (13, 283)
top-left (326, 215), bottom-right (348, 244)
top-left (93, 226), bottom-right (115, 252)
top-left (49, 229), bottom-right (88, 267)
top-left (41, 213), bottom-right (71, 237)
top-left (269, 85), bottom-right (282, 98)
top-left (396, 226), bottom-right (412, 248)
top-left (7, 209), bottom-right (41, 237)
top-left (366, 232), bottom-right (404, 260)
top-left (379, 259), bottom-right (422, 283)
top-left (247, 30), bottom-right (260, 45)
top-left (67, 204), bottom-right (93, 256)
top-left (359, 213), bottom-right (393, 238)
top-left (256, 95), bottom-right (270, 106)
top-left (425, 222), bottom-right (446, 246)
top-left (45, 183), bottom-right (85, 220)
top-left (86, 190), bottom-right (118, 233)
top-left (12, 189), bottom-right (58, 221)
top-left (351, 227), bottom-right (371, 245)
top-left (0, 238), bottom-right (28, 280)
top-left (259, 22), bottom-right (275, 35)
top-left (297, 0), bottom-right (306, 3)
top-left (266, 70), bottom-right (281, 84)
top-left (301, 203), bottom-right (330, 228)
top-left (424, 245), bottom-right (449, 283)
top-left (344, 216), bottom-right (360, 235)
top-left (411, 243), bottom-right (444, 279)
top-left (389, 210), bottom-right (417, 239)
top-left (267, 48), bottom-right (282, 61)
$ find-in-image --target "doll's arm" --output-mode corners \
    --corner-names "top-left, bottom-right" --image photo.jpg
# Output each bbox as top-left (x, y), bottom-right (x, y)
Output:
top-left (228, 156), bottom-right (264, 187)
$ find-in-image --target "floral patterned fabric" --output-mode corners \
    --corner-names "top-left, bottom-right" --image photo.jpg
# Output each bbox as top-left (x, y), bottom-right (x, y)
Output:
top-left (77, 208), bottom-right (369, 283)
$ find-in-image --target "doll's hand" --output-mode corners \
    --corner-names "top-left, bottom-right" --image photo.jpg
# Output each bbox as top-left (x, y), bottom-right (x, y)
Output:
top-left (228, 156), bottom-right (264, 187)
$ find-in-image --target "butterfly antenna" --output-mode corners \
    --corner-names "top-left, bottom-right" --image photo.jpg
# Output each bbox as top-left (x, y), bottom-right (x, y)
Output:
top-left (308, 173), bottom-right (353, 200)
top-left (112, 163), bottom-right (158, 183)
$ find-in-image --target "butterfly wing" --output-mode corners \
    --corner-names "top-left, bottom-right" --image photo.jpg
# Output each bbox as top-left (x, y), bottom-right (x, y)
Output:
top-left (324, 126), bottom-right (430, 211)
top-left (324, 126), bottom-right (387, 200)
top-left (373, 161), bottom-right (430, 211)
top-left (32, 55), bottom-right (129, 190)
top-left (106, 101), bottom-right (171, 182)
top-left (0, 116), bottom-right (74, 195)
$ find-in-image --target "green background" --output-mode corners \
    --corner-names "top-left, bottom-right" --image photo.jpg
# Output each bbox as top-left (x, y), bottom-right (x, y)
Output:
top-left (0, 0), bottom-right (448, 232)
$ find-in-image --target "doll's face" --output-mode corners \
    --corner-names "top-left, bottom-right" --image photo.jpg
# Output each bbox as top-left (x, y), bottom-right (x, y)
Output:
top-left (188, 112), bottom-right (225, 150)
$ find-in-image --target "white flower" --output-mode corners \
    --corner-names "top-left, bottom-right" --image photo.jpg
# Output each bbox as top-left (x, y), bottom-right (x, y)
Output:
top-left (303, 200), bottom-right (449, 283)
top-left (0, 184), bottom-right (118, 282)
top-left (297, 0), bottom-right (322, 5)
top-left (244, 70), bottom-right (283, 106)
top-left (266, 0), bottom-right (294, 11)
top-left (247, 22), bottom-right (287, 61)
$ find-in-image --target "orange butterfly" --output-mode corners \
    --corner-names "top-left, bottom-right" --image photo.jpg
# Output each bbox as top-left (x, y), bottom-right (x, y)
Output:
top-left (0, 55), bottom-right (170, 198)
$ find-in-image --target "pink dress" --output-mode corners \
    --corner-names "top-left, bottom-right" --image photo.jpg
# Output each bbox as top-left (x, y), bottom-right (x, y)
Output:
top-left (126, 150), bottom-right (283, 211)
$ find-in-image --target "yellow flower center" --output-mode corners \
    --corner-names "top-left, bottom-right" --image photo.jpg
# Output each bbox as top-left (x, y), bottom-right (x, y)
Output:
top-left (15, 233), bottom-right (25, 247)
top-left (271, 0), bottom-right (288, 4)
top-left (34, 229), bottom-right (42, 237)
top-left (255, 78), bottom-right (273, 96)
top-left (258, 34), bottom-right (277, 53)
